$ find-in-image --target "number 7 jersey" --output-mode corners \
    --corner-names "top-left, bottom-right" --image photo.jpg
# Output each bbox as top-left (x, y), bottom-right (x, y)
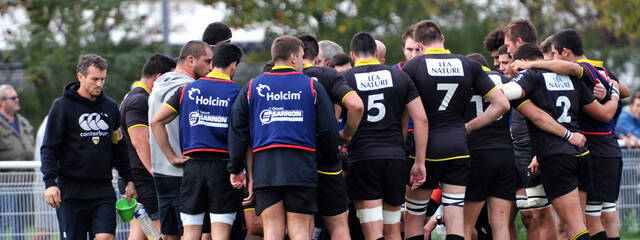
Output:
top-left (402, 49), bottom-right (496, 161)
top-left (343, 60), bottom-right (420, 162)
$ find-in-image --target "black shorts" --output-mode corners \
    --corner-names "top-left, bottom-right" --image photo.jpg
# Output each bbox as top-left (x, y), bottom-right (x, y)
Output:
top-left (57, 197), bottom-right (116, 238)
top-left (133, 179), bottom-right (159, 220)
top-left (539, 154), bottom-right (591, 201)
top-left (513, 147), bottom-right (533, 189)
top-left (153, 174), bottom-right (192, 236)
top-left (317, 171), bottom-right (350, 216)
top-left (465, 149), bottom-right (518, 201)
top-left (254, 186), bottom-right (317, 216)
top-left (347, 159), bottom-right (407, 206)
top-left (422, 158), bottom-right (470, 189)
top-left (587, 156), bottom-right (622, 202)
top-left (180, 159), bottom-right (242, 214)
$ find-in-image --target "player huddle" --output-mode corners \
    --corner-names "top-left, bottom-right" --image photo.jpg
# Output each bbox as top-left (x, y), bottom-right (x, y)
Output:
top-left (43, 18), bottom-right (625, 240)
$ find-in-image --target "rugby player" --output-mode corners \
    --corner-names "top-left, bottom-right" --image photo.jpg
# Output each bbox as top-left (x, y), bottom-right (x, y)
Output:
top-left (462, 53), bottom-right (517, 240)
top-left (342, 31), bottom-right (428, 240)
top-left (151, 43), bottom-right (244, 240)
top-left (402, 20), bottom-right (509, 240)
top-left (482, 28), bottom-right (505, 70)
top-left (505, 43), bottom-right (620, 240)
top-left (319, 40), bottom-right (345, 67)
top-left (120, 54), bottom-right (175, 240)
top-left (503, 19), bottom-right (537, 56)
top-left (298, 34), bottom-right (365, 240)
top-left (227, 35), bottom-right (338, 240)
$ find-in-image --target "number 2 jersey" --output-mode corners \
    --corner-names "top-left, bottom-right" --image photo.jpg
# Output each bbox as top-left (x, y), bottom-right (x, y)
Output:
top-left (402, 49), bottom-right (496, 161)
top-left (512, 69), bottom-right (595, 159)
top-left (342, 60), bottom-right (419, 162)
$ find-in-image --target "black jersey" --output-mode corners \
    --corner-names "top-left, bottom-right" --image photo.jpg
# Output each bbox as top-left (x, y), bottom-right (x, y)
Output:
top-left (120, 82), bottom-right (152, 182)
top-left (464, 70), bottom-right (512, 151)
top-left (512, 69), bottom-right (595, 159)
top-left (303, 65), bottom-right (355, 105)
top-left (343, 60), bottom-right (419, 162)
top-left (403, 49), bottom-right (496, 160)
top-left (575, 59), bottom-right (622, 158)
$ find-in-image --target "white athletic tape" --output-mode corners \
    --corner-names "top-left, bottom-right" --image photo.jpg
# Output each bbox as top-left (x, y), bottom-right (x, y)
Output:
top-left (501, 82), bottom-right (524, 100)
top-left (516, 195), bottom-right (529, 210)
top-left (180, 212), bottom-right (205, 226)
top-left (382, 209), bottom-right (402, 224)
top-left (210, 212), bottom-right (237, 225)
top-left (356, 206), bottom-right (383, 223)
top-left (525, 184), bottom-right (549, 208)
top-left (405, 197), bottom-right (429, 215)
top-left (442, 193), bottom-right (465, 207)
top-left (586, 201), bottom-right (603, 216)
top-left (602, 202), bottom-right (616, 213)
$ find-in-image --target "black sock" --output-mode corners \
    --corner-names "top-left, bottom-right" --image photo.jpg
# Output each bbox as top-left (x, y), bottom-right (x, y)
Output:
top-left (574, 230), bottom-right (591, 240)
top-left (609, 238), bottom-right (620, 240)
top-left (591, 231), bottom-right (607, 240)
top-left (406, 235), bottom-right (424, 240)
top-left (376, 238), bottom-right (384, 240)
top-left (445, 234), bottom-right (464, 240)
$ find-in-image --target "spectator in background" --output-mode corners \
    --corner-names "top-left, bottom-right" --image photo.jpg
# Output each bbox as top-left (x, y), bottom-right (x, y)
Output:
top-left (616, 92), bottom-right (640, 148)
top-left (318, 40), bottom-right (345, 67)
top-left (0, 84), bottom-right (34, 240)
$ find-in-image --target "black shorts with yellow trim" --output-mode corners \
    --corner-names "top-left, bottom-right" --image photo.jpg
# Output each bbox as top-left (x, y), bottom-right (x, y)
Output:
top-left (317, 168), bottom-right (350, 216)
top-left (465, 148), bottom-right (517, 201)
top-left (415, 155), bottom-right (471, 190)
top-left (538, 151), bottom-right (592, 202)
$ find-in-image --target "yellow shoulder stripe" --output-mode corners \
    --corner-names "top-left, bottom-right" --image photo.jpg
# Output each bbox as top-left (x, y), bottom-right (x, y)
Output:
top-left (516, 99), bottom-right (531, 110)
top-left (127, 124), bottom-right (149, 132)
top-left (164, 102), bottom-right (178, 113)
top-left (341, 91), bottom-right (357, 104)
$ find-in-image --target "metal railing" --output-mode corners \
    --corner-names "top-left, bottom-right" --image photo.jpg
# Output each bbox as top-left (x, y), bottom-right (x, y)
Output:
top-left (0, 161), bottom-right (130, 239)
top-left (3, 148), bottom-right (640, 238)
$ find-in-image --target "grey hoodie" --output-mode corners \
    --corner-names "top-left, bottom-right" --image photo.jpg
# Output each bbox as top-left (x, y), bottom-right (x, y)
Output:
top-left (148, 72), bottom-right (194, 176)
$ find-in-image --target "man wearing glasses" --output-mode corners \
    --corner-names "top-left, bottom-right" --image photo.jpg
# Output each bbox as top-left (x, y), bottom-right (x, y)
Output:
top-left (0, 83), bottom-right (35, 240)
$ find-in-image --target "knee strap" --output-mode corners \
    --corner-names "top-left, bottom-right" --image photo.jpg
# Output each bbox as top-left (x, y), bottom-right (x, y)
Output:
top-left (405, 197), bottom-right (429, 215)
top-left (525, 184), bottom-right (549, 208)
top-left (516, 194), bottom-right (530, 210)
top-left (210, 212), bottom-right (237, 225)
top-left (602, 202), bottom-right (616, 213)
top-left (180, 212), bottom-right (205, 226)
top-left (382, 209), bottom-right (401, 224)
top-left (442, 192), bottom-right (464, 207)
top-left (356, 206), bottom-right (383, 223)
top-left (586, 201), bottom-right (603, 216)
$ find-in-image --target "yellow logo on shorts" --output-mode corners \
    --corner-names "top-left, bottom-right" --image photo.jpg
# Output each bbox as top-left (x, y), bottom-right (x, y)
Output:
top-left (92, 136), bottom-right (100, 145)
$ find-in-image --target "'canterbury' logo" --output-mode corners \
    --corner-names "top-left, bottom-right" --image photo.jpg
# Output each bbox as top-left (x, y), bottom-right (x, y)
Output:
top-left (78, 113), bottom-right (109, 131)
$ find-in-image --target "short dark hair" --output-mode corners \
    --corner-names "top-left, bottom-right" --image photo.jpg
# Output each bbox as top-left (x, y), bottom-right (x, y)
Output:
top-left (466, 53), bottom-right (489, 68)
top-left (413, 20), bottom-right (442, 45)
top-left (330, 53), bottom-right (353, 68)
top-left (212, 43), bottom-right (243, 68)
top-left (539, 34), bottom-right (554, 54)
top-left (202, 22), bottom-right (232, 45)
top-left (77, 54), bottom-right (108, 75)
top-left (177, 41), bottom-right (210, 64)
top-left (483, 28), bottom-right (504, 53)
top-left (350, 32), bottom-right (376, 57)
top-left (271, 35), bottom-right (304, 62)
top-left (497, 44), bottom-right (509, 55)
top-left (504, 19), bottom-right (537, 43)
top-left (513, 43), bottom-right (543, 61)
top-left (141, 54), bottom-right (176, 78)
top-left (552, 29), bottom-right (584, 56)
top-left (298, 34), bottom-right (319, 60)
top-left (401, 24), bottom-right (415, 47)
top-left (262, 60), bottom-right (274, 72)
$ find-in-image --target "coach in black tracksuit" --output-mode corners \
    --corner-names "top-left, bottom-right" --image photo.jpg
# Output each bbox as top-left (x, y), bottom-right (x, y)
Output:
top-left (41, 54), bottom-right (136, 240)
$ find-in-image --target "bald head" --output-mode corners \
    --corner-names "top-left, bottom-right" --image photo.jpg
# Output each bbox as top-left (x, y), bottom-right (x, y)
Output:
top-left (375, 40), bottom-right (386, 64)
